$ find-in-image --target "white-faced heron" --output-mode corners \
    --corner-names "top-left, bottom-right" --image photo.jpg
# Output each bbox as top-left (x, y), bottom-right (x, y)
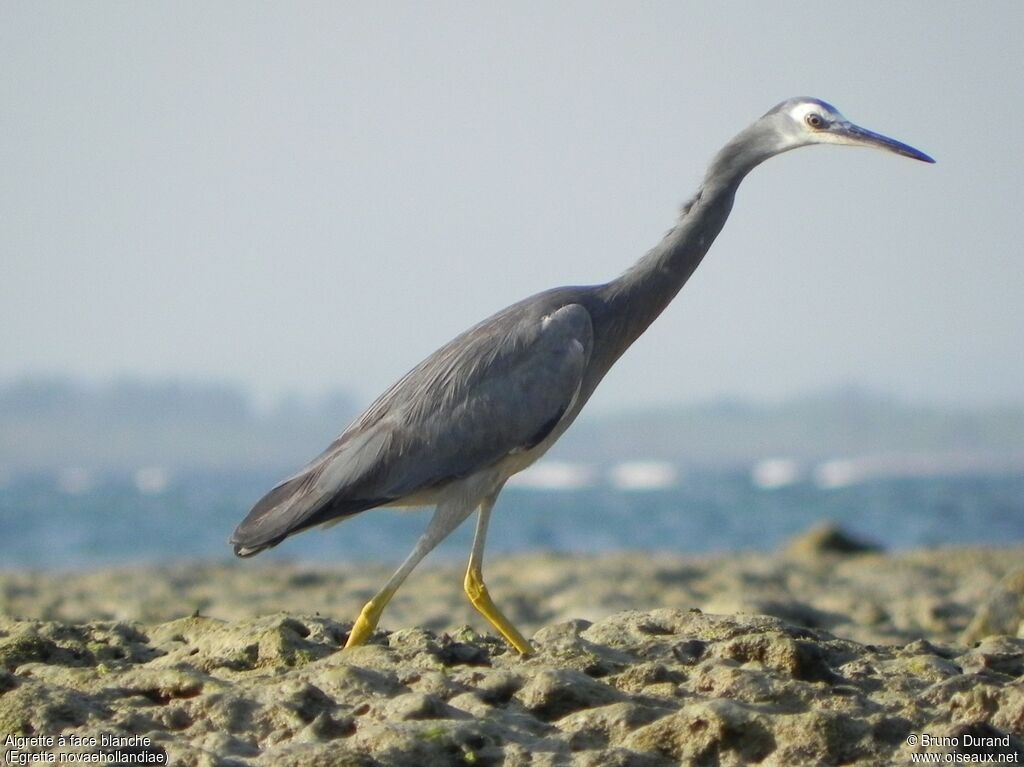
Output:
top-left (231, 98), bottom-right (934, 654)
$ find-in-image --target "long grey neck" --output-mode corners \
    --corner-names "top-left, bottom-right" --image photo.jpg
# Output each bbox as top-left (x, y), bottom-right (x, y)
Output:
top-left (593, 120), bottom-right (776, 364)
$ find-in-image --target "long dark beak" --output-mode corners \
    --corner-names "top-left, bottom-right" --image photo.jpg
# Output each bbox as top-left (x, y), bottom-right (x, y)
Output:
top-left (836, 122), bottom-right (935, 163)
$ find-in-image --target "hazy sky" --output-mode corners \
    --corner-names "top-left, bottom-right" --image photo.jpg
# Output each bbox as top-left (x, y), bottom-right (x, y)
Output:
top-left (3, 2), bottom-right (1021, 413)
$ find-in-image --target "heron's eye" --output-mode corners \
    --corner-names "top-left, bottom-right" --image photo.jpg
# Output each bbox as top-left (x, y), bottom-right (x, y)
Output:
top-left (805, 113), bottom-right (825, 129)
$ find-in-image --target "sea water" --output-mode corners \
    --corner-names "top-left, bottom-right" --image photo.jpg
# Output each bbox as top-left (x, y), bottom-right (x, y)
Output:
top-left (1, 470), bottom-right (1022, 569)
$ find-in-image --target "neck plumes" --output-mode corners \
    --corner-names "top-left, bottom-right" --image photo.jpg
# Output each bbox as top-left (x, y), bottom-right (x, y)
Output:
top-left (596, 120), bottom-right (776, 357)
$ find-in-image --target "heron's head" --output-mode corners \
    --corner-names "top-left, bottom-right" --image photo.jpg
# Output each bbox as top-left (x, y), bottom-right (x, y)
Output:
top-left (763, 97), bottom-right (934, 163)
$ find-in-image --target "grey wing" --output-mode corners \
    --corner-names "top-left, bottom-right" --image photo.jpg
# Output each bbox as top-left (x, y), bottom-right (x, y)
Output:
top-left (231, 301), bottom-right (593, 555)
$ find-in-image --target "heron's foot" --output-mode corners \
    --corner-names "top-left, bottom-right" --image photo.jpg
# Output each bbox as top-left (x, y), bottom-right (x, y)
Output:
top-left (345, 598), bottom-right (386, 649)
top-left (464, 567), bottom-right (535, 656)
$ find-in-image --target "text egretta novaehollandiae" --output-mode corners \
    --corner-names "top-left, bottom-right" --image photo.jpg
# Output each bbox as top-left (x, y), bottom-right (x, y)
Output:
top-left (231, 98), bottom-right (934, 654)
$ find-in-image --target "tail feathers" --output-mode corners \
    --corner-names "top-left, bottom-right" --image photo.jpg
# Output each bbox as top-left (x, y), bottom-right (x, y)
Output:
top-left (233, 537), bottom-right (285, 558)
top-left (230, 473), bottom-right (315, 556)
top-left (230, 471), bottom-right (391, 558)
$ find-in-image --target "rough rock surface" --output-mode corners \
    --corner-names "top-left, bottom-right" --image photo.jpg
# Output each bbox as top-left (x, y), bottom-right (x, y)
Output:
top-left (2, 536), bottom-right (1024, 765)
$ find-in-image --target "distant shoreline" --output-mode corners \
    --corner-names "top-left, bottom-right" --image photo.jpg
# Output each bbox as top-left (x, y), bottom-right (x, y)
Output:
top-left (4, 377), bottom-right (1022, 475)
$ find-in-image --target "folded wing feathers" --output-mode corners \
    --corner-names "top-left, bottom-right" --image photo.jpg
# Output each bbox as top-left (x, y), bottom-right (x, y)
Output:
top-left (231, 296), bottom-right (593, 556)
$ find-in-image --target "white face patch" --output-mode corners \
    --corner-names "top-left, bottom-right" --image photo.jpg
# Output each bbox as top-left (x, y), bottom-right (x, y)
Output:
top-left (786, 100), bottom-right (846, 127)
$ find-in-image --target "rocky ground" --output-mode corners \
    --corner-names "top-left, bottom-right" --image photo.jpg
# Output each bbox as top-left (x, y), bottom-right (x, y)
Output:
top-left (2, 526), bottom-right (1024, 765)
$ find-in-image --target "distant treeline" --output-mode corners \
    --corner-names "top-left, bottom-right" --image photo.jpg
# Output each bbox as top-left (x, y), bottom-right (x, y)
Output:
top-left (0, 377), bottom-right (354, 473)
top-left (1, 378), bottom-right (1022, 475)
top-left (549, 387), bottom-right (1024, 470)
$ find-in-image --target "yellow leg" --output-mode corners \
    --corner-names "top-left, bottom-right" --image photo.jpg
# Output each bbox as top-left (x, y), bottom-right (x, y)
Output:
top-left (345, 588), bottom-right (395, 649)
top-left (344, 501), bottom-right (477, 650)
top-left (464, 565), bottom-right (534, 655)
top-left (464, 493), bottom-right (534, 655)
